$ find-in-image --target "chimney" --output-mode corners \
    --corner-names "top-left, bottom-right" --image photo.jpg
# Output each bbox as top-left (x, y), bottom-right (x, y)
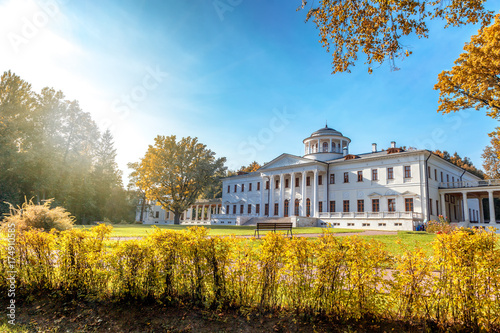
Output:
top-left (372, 143), bottom-right (377, 153)
top-left (391, 141), bottom-right (396, 148)
top-left (343, 147), bottom-right (348, 156)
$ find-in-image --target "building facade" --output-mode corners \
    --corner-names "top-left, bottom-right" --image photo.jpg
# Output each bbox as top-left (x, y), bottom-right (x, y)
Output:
top-left (212, 126), bottom-right (490, 231)
top-left (139, 126), bottom-right (500, 231)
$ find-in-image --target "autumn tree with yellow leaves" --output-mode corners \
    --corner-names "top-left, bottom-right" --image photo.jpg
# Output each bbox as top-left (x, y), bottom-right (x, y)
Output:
top-left (435, 14), bottom-right (500, 119)
top-left (299, 0), bottom-right (493, 74)
top-left (134, 135), bottom-right (226, 224)
top-left (482, 128), bottom-right (500, 179)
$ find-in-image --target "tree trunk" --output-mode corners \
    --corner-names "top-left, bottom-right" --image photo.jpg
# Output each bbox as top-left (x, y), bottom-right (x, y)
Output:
top-left (174, 212), bottom-right (181, 225)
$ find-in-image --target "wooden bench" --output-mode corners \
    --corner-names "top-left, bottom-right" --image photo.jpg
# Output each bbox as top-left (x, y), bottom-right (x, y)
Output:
top-left (254, 222), bottom-right (293, 238)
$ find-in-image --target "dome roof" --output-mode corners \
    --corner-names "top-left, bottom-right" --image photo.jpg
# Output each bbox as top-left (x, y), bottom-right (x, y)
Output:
top-left (310, 125), bottom-right (342, 137)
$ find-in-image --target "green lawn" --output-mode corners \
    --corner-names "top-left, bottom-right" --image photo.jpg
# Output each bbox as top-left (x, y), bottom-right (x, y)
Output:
top-left (76, 224), bottom-right (361, 237)
top-left (359, 231), bottom-right (437, 256)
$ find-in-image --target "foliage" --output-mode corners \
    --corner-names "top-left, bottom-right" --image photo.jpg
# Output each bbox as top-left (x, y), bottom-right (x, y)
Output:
top-left (435, 14), bottom-right (500, 120)
top-left (0, 71), bottom-right (133, 223)
top-left (134, 135), bottom-right (226, 224)
top-left (433, 150), bottom-right (484, 179)
top-left (238, 161), bottom-right (261, 173)
top-left (482, 127), bottom-right (500, 179)
top-left (298, 0), bottom-right (493, 73)
top-left (1, 199), bottom-right (75, 232)
top-left (1, 226), bottom-right (499, 330)
top-left (426, 215), bottom-right (454, 234)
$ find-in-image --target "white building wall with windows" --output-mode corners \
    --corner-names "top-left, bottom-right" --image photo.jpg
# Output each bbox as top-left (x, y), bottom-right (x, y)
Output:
top-left (213, 126), bottom-right (483, 231)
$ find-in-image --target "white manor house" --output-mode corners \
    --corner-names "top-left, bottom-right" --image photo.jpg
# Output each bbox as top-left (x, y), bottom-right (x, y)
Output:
top-left (140, 126), bottom-right (500, 231)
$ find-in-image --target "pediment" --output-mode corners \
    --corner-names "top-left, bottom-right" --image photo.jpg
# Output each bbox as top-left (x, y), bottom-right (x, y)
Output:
top-left (367, 192), bottom-right (383, 197)
top-left (259, 154), bottom-right (313, 170)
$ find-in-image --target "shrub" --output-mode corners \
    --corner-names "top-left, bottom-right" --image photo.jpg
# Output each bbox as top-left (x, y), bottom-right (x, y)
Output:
top-left (2, 199), bottom-right (75, 232)
top-left (426, 215), bottom-right (454, 234)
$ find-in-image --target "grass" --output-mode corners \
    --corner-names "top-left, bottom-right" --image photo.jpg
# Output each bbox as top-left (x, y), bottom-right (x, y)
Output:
top-left (359, 231), bottom-right (437, 256)
top-left (75, 224), bottom-right (362, 237)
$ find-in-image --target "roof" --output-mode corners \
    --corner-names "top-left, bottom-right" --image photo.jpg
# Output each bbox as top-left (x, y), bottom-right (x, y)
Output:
top-left (310, 125), bottom-right (343, 137)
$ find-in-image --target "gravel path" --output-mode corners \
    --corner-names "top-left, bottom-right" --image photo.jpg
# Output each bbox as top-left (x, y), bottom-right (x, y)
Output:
top-left (109, 230), bottom-right (397, 241)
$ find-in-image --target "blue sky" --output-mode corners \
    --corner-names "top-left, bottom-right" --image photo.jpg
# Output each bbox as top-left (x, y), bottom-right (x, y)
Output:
top-left (1, 0), bottom-right (498, 178)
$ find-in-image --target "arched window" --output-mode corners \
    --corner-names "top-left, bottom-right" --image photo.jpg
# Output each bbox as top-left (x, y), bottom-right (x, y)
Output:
top-left (322, 142), bottom-right (328, 152)
top-left (332, 142), bottom-right (336, 152)
top-left (306, 198), bottom-right (311, 217)
top-left (284, 200), bottom-right (289, 217)
top-left (294, 199), bottom-right (300, 216)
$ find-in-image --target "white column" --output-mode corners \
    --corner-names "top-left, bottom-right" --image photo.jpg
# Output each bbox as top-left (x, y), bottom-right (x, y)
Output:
top-left (291, 172), bottom-right (296, 216)
top-left (317, 139), bottom-right (320, 153)
top-left (313, 170), bottom-right (318, 217)
top-left (269, 175), bottom-right (274, 216)
top-left (440, 193), bottom-right (446, 219)
top-left (478, 197), bottom-right (484, 223)
top-left (488, 190), bottom-right (495, 223)
top-left (279, 173), bottom-right (284, 217)
top-left (301, 171), bottom-right (306, 216)
top-left (260, 176), bottom-right (265, 217)
top-left (323, 172), bottom-right (328, 212)
top-left (329, 138), bottom-right (332, 152)
top-left (462, 192), bottom-right (469, 224)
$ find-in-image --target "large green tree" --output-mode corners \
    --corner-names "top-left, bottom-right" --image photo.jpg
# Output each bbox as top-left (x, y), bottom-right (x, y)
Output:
top-left (135, 135), bottom-right (226, 224)
top-left (0, 71), bottom-right (132, 223)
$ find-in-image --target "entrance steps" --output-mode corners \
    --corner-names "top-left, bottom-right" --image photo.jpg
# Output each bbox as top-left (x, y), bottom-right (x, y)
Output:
top-left (242, 217), bottom-right (295, 226)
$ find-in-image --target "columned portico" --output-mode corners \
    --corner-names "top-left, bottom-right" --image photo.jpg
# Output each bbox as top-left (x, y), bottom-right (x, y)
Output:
top-left (488, 190), bottom-right (496, 223)
top-left (313, 170), bottom-right (318, 217)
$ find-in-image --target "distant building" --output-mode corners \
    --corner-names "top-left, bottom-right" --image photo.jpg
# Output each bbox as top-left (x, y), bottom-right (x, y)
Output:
top-left (139, 125), bottom-right (499, 231)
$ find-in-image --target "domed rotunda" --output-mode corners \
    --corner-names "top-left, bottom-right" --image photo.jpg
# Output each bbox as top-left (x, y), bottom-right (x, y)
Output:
top-left (303, 125), bottom-right (351, 161)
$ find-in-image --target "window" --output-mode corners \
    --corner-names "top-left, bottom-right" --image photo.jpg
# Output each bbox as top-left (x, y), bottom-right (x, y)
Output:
top-left (227, 185), bottom-right (230, 193)
top-left (428, 166), bottom-right (431, 178)
top-left (357, 171), bottom-right (363, 182)
top-left (318, 201), bottom-right (323, 213)
top-left (285, 178), bottom-right (289, 188)
top-left (446, 174), bottom-right (449, 182)
top-left (248, 204), bottom-right (252, 214)
top-left (233, 205), bottom-right (236, 214)
top-left (257, 182), bottom-right (260, 191)
top-left (264, 203), bottom-right (269, 216)
top-left (275, 179), bottom-right (279, 189)
top-left (155, 211), bottom-right (159, 218)
top-left (226, 205), bottom-right (229, 214)
top-left (441, 172), bottom-right (443, 182)
top-left (343, 200), bottom-right (350, 213)
top-left (284, 200), bottom-right (289, 217)
top-left (344, 172), bottom-right (349, 183)
top-left (452, 176), bottom-right (455, 183)
top-left (266, 181), bottom-right (269, 190)
top-left (436, 200), bottom-right (439, 216)
top-left (330, 174), bottom-right (335, 184)
top-left (256, 204), bottom-right (260, 214)
top-left (306, 176), bottom-right (311, 186)
top-left (330, 200), bottom-right (336, 212)
top-left (404, 166), bottom-right (411, 178)
top-left (241, 184), bottom-right (245, 192)
top-left (234, 184), bottom-right (237, 192)
top-left (240, 205), bottom-right (244, 214)
top-left (318, 175), bottom-right (323, 185)
top-left (306, 198), bottom-right (311, 216)
top-left (430, 199), bottom-right (433, 215)
top-left (388, 199), bottom-right (396, 212)
top-left (405, 198), bottom-right (414, 212)
top-left (372, 199), bottom-right (379, 212)
top-left (387, 167), bottom-right (394, 179)
top-left (322, 142), bottom-right (328, 152)
top-left (372, 169), bottom-right (378, 181)
top-left (294, 199), bottom-right (299, 216)
top-left (249, 183), bottom-right (252, 191)
top-left (357, 200), bottom-right (364, 212)
top-left (434, 169), bottom-right (437, 181)
top-left (274, 203), bottom-right (279, 216)
top-left (295, 177), bottom-right (299, 187)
